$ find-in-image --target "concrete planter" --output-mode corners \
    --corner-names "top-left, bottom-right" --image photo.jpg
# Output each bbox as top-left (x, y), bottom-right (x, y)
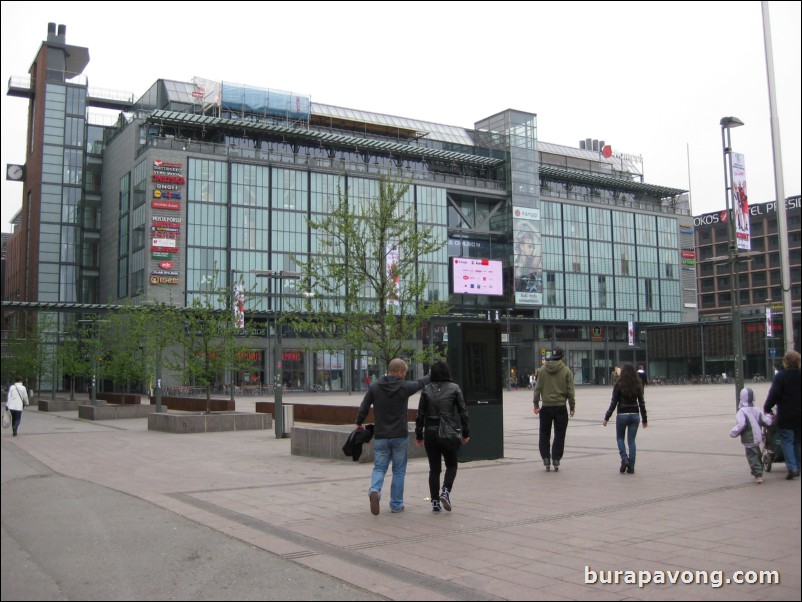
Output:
top-left (291, 424), bottom-right (425, 463)
top-left (148, 411), bottom-right (272, 434)
top-left (38, 399), bottom-right (85, 412)
top-left (79, 404), bottom-right (162, 420)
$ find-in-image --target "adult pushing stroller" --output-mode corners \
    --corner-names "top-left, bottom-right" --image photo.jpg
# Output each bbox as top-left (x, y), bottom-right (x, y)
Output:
top-left (762, 414), bottom-right (785, 472)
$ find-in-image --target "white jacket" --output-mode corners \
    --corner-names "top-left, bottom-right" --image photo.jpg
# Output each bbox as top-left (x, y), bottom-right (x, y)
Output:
top-left (730, 387), bottom-right (771, 448)
top-left (6, 383), bottom-right (29, 411)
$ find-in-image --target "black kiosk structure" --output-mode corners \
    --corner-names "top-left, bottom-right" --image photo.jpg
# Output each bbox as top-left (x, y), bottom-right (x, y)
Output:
top-left (447, 321), bottom-right (504, 461)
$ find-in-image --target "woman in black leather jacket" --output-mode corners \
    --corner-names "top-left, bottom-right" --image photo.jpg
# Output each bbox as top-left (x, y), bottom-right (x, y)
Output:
top-left (415, 360), bottom-right (470, 512)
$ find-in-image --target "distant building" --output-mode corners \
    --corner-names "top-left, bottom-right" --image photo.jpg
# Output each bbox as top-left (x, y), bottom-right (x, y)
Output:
top-left (645, 196), bottom-right (800, 379)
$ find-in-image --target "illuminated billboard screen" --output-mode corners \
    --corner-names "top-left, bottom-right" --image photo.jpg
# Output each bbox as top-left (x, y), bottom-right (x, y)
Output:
top-left (451, 257), bottom-right (504, 296)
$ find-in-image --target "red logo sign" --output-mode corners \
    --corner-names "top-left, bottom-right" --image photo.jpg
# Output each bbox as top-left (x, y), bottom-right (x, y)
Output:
top-left (159, 261), bottom-right (174, 269)
top-left (151, 200), bottom-right (181, 210)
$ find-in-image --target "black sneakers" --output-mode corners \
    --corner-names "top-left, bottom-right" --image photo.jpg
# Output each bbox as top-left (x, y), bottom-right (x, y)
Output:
top-left (620, 460), bottom-right (629, 474)
top-left (432, 499), bottom-right (442, 512)
top-left (553, 459), bottom-right (560, 472)
top-left (543, 458), bottom-right (551, 472)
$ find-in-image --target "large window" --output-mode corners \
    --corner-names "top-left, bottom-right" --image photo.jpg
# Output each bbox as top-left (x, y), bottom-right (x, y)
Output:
top-left (231, 163), bottom-right (269, 252)
top-left (417, 186), bottom-right (448, 303)
top-left (272, 168), bottom-right (308, 257)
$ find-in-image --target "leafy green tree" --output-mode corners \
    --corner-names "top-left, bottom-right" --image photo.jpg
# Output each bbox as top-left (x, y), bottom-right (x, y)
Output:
top-left (165, 271), bottom-right (252, 412)
top-left (3, 312), bottom-right (56, 394)
top-left (289, 173), bottom-right (450, 373)
top-left (57, 333), bottom-right (91, 401)
top-left (101, 310), bottom-right (146, 393)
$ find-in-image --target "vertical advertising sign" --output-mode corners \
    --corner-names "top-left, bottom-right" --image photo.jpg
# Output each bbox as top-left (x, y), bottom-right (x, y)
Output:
top-left (731, 153), bottom-right (751, 251)
top-left (234, 284), bottom-right (245, 330)
top-left (512, 206), bottom-right (542, 306)
top-left (628, 320), bottom-right (635, 347)
top-left (766, 307), bottom-right (773, 338)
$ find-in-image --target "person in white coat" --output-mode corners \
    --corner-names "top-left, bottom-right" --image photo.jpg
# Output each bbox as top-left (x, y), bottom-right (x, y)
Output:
top-left (6, 375), bottom-right (29, 437)
top-left (730, 387), bottom-right (771, 484)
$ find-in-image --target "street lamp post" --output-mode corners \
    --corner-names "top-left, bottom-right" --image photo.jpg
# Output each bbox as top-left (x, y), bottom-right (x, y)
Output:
top-left (230, 269), bottom-right (243, 402)
top-left (721, 116), bottom-right (745, 409)
top-left (254, 270), bottom-right (300, 438)
top-left (765, 298), bottom-right (774, 379)
top-left (640, 330), bottom-right (648, 377)
top-left (506, 308), bottom-right (512, 391)
top-left (629, 313), bottom-right (636, 362)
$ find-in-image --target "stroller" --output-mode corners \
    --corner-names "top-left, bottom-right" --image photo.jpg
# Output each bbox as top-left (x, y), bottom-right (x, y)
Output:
top-left (762, 415), bottom-right (785, 472)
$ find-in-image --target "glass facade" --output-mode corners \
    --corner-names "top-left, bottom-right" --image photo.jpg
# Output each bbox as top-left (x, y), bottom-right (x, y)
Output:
top-left (90, 76), bottom-right (692, 389)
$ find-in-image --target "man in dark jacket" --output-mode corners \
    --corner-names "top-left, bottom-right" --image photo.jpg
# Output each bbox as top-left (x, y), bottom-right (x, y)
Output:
top-left (356, 358), bottom-right (430, 515)
top-left (764, 350), bottom-right (801, 480)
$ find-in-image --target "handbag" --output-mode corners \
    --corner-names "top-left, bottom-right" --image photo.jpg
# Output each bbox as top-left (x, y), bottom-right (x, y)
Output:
top-left (2, 408), bottom-right (10, 429)
top-left (437, 410), bottom-right (462, 451)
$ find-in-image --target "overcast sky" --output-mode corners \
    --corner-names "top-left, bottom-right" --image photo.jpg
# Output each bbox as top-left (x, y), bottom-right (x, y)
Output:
top-left (1, 1), bottom-right (800, 233)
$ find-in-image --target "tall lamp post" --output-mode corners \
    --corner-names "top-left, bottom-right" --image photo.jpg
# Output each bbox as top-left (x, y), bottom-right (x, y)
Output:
top-left (230, 269), bottom-right (244, 402)
top-left (721, 116), bottom-right (745, 409)
top-left (765, 298), bottom-right (774, 378)
top-left (505, 308), bottom-right (512, 391)
top-left (255, 270), bottom-right (300, 438)
top-left (640, 330), bottom-right (648, 377)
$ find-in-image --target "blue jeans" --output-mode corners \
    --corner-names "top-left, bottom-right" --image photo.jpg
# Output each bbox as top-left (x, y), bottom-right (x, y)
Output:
top-left (779, 428), bottom-right (801, 474)
top-left (616, 413), bottom-right (640, 466)
top-left (370, 437), bottom-right (409, 511)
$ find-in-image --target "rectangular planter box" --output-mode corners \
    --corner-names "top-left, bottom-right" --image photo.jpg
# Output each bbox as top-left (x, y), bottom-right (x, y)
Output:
top-left (148, 411), bottom-right (272, 434)
top-left (79, 404), bottom-right (163, 420)
top-left (38, 399), bottom-right (83, 412)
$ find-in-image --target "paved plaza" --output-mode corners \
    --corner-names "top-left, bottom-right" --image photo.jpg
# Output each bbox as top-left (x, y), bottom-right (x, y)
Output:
top-left (1, 383), bottom-right (799, 601)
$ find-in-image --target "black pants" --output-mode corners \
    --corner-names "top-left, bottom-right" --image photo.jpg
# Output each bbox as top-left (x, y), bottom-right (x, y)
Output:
top-left (423, 428), bottom-right (459, 499)
top-left (9, 409), bottom-right (22, 434)
top-left (539, 405), bottom-right (569, 461)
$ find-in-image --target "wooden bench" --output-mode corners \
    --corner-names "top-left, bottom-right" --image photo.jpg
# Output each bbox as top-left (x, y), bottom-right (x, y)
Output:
top-left (97, 392), bottom-right (145, 405)
top-left (149, 396), bottom-right (235, 412)
top-left (255, 402), bottom-right (416, 425)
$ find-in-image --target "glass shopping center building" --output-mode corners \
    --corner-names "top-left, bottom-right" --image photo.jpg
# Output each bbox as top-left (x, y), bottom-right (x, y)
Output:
top-left (6, 25), bottom-right (692, 392)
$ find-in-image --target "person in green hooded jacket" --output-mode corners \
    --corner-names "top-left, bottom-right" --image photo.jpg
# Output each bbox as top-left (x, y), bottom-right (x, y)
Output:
top-left (533, 348), bottom-right (575, 471)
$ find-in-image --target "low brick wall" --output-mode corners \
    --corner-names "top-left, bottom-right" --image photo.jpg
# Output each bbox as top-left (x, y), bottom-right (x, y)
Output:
top-left (79, 404), bottom-right (163, 420)
top-left (148, 411), bottom-right (271, 434)
top-left (97, 392), bottom-right (144, 405)
top-left (149, 396), bottom-right (235, 412)
top-left (256, 402), bottom-right (416, 425)
top-left (291, 423), bottom-right (425, 463)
